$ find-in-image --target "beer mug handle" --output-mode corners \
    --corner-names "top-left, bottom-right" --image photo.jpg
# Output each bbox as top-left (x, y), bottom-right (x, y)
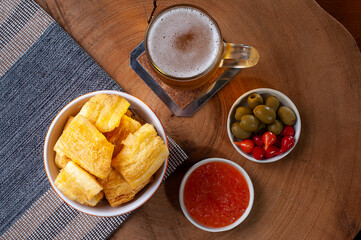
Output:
top-left (221, 43), bottom-right (259, 68)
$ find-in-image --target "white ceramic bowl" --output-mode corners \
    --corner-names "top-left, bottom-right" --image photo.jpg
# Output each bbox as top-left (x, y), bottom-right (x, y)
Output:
top-left (227, 88), bottom-right (301, 163)
top-left (44, 90), bottom-right (169, 217)
top-left (179, 158), bottom-right (254, 232)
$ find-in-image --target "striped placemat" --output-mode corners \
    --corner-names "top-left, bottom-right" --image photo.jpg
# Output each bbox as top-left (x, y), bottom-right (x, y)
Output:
top-left (0, 1), bottom-right (188, 239)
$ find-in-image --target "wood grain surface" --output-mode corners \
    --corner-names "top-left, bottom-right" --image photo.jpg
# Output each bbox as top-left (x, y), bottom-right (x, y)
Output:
top-left (316, 0), bottom-right (361, 50)
top-left (36, 0), bottom-right (361, 239)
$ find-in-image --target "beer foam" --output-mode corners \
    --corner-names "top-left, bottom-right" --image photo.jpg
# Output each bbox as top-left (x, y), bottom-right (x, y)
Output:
top-left (146, 6), bottom-right (221, 78)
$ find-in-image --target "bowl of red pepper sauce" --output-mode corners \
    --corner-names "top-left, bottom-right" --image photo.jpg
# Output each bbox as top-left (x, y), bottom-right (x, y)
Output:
top-left (179, 158), bottom-right (254, 232)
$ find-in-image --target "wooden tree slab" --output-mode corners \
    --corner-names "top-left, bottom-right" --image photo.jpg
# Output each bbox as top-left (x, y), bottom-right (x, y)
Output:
top-left (36, 0), bottom-right (361, 239)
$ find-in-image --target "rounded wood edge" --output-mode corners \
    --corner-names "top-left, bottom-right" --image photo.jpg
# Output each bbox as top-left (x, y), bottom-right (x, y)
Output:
top-left (310, 0), bottom-right (360, 52)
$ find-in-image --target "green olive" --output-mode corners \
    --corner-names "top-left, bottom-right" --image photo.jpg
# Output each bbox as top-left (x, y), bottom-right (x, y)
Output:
top-left (265, 95), bottom-right (280, 112)
top-left (231, 122), bottom-right (252, 140)
top-left (278, 106), bottom-right (296, 125)
top-left (253, 105), bottom-right (276, 124)
top-left (240, 115), bottom-right (259, 132)
top-left (234, 106), bottom-right (252, 121)
top-left (254, 121), bottom-right (266, 134)
top-left (267, 119), bottom-right (284, 135)
top-left (247, 93), bottom-right (264, 109)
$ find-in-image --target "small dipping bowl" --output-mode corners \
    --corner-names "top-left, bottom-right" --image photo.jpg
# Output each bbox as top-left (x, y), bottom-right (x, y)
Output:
top-left (179, 158), bottom-right (254, 232)
top-left (227, 88), bottom-right (301, 163)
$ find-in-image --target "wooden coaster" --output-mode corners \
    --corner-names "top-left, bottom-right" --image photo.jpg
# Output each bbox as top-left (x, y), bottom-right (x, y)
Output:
top-left (137, 52), bottom-right (226, 110)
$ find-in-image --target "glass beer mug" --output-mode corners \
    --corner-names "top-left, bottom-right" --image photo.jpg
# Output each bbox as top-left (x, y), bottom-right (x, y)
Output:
top-left (145, 4), bottom-right (259, 90)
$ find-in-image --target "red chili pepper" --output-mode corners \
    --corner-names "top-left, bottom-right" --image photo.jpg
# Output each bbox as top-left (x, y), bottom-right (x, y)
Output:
top-left (253, 146), bottom-right (265, 160)
top-left (262, 132), bottom-right (277, 150)
top-left (275, 135), bottom-right (283, 148)
top-left (265, 145), bottom-right (280, 158)
top-left (234, 139), bottom-right (254, 154)
top-left (282, 125), bottom-right (295, 136)
top-left (279, 136), bottom-right (295, 153)
top-left (253, 135), bottom-right (263, 146)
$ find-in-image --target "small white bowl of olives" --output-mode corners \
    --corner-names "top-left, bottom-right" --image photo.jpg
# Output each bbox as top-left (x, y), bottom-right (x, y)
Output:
top-left (227, 88), bottom-right (301, 163)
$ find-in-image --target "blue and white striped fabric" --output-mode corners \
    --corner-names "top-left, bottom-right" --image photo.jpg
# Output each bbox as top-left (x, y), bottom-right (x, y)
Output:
top-left (0, 1), bottom-right (188, 239)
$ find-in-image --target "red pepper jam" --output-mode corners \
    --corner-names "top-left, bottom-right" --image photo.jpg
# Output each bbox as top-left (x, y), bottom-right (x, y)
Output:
top-left (183, 162), bottom-right (250, 228)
